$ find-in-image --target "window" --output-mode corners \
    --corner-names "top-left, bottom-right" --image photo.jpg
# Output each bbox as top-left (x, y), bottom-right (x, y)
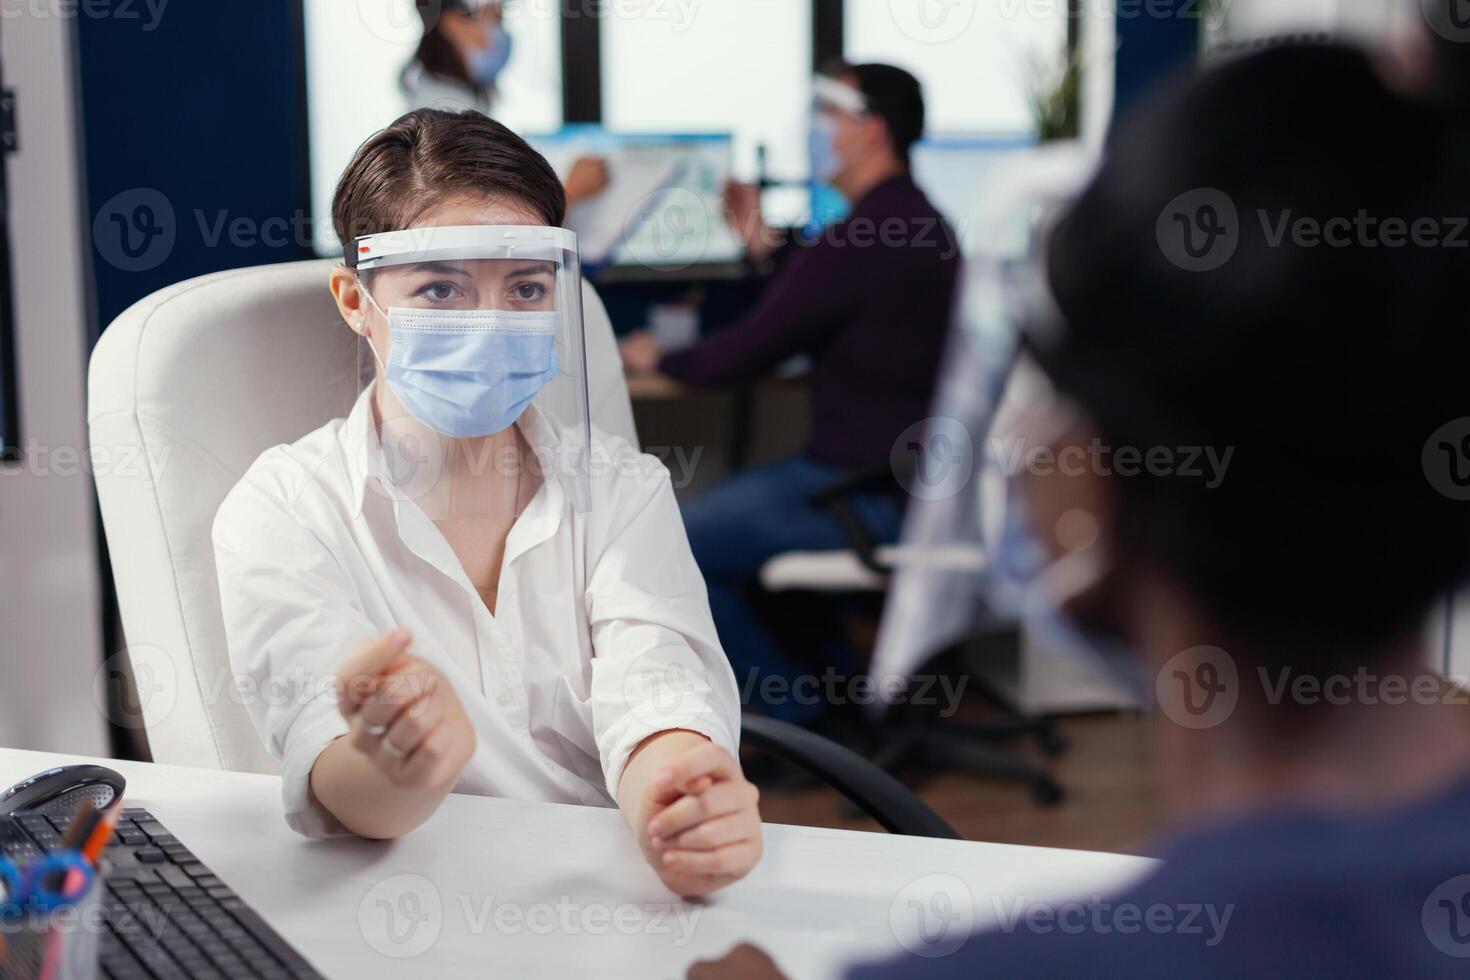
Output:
top-left (303, 0), bottom-right (562, 253)
top-left (844, 0), bottom-right (1067, 134)
top-left (600, 0), bottom-right (813, 182)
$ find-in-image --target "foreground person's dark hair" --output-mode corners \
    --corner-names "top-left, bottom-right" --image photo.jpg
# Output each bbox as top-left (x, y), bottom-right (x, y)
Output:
top-left (1042, 42), bottom-right (1470, 667)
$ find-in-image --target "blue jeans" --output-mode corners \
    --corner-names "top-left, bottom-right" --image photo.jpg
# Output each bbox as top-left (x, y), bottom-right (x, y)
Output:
top-left (681, 455), bottom-right (903, 723)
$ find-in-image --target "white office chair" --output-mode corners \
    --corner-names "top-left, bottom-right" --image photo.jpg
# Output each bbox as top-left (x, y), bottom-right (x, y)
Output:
top-left (86, 259), bottom-right (637, 774)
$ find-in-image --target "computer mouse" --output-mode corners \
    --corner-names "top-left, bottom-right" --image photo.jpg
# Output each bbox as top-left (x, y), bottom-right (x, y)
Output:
top-left (0, 765), bottom-right (126, 818)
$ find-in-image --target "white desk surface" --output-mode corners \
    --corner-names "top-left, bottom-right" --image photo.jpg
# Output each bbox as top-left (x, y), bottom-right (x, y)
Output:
top-left (0, 748), bottom-right (1155, 980)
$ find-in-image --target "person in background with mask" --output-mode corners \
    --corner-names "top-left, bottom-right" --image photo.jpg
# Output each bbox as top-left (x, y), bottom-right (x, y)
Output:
top-left (402, 0), bottom-right (608, 207)
top-left (620, 64), bottom-right (960, 724)
top-left (687, 35), bottom-right (1470, 980)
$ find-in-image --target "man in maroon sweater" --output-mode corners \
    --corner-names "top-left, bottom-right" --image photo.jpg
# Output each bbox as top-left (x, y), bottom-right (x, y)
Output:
top-left (621, 65), bottom-right (961, 722)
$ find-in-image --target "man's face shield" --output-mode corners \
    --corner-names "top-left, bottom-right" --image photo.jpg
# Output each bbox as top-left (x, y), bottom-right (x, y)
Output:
top-left (810, 76), bottom-right (869, 192)
top-left (347, 224), bottom-right (593, 514)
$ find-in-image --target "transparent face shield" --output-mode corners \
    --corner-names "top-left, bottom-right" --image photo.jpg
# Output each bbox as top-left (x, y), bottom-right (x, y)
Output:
top-left (346, 224), bottom-right (593, 517)
top-left (808, 76), bottom-right (868, 224)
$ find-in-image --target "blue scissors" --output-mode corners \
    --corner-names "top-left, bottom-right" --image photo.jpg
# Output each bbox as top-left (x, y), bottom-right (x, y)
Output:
top-left (0, 851), bottom-right (93, 913)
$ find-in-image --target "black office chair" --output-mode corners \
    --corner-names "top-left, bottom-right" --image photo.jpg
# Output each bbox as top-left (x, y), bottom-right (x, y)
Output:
top-left (757, 463), bottom-right (1067, 807)
top-left (740, 715), bottom-right (960, 839)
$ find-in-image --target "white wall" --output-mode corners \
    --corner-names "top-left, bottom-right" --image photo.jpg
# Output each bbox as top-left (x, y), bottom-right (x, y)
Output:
top-left (0, 13), bottom-right (108, 755)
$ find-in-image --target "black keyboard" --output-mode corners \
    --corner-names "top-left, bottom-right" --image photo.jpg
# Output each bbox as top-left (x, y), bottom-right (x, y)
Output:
top-left (0, 807), bottom-right (323, 980)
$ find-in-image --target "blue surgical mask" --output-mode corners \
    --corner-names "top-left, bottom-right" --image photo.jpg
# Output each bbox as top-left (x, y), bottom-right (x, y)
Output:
top-left (809, 113), bottom-right (843, 183)
top-left (468, 28), bottom-right (513, 87)
top-left (363, 294), bottom-right (559, 438)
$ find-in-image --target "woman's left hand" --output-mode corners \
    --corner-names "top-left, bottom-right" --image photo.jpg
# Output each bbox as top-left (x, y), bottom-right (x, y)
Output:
top-left (643, 741), bottom-right (763, 897)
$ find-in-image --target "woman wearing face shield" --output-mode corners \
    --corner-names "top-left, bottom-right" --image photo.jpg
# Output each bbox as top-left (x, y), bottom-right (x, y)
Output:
top-left (402, 0), bottom-right (609, 207)
top-left (690, 33), bottom-right (1470, 980)
top-left (211, 108), bottom-right (761, 899)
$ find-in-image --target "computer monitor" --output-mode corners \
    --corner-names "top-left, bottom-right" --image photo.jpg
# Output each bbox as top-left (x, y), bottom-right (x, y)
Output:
top-left (528, 128), bottom-right (746, 276)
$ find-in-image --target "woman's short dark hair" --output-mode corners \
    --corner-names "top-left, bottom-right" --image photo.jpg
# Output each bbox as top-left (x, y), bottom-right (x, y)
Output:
top-left (331, 108), bottom-right (566, 248)
top-left (1041, 43), bottom-right (1470, 666)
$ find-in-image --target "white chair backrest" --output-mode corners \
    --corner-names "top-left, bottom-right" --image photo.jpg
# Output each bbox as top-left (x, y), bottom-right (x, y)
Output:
top-left (87, 259), bottom-right (636, 773)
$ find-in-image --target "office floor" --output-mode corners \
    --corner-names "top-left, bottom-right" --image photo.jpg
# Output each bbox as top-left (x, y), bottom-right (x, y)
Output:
top-left (755, 710), bottom-right (1165, 857)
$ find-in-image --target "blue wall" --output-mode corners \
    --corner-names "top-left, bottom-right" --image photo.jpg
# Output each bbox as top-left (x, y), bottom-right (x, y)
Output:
top-left (77, 1), bottom-right (313, 328)
top-left (1113, 5), bottom-right (1200, 128)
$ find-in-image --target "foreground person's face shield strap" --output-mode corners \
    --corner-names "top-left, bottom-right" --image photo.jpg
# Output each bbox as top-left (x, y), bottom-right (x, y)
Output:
top-left (347, 224), bottom-right (593, 512)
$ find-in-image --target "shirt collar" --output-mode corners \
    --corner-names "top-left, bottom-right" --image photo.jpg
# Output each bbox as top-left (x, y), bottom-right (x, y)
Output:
top-left (340, 382), bottom-right (569, 528)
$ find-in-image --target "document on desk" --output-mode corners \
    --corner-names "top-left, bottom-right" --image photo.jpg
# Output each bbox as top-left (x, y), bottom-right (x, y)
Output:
top-left (565, 152), bottom-right (684, 265)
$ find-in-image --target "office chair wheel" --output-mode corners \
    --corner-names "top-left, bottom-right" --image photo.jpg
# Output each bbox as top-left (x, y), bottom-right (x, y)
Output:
top-left (1031, 776), bottom-right (1065, 807)
top-left (1036, 725), bottom-right (1069, 757)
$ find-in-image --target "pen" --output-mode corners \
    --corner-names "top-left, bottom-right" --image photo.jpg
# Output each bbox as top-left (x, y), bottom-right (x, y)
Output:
top-left (79, 802), bottom-right (121, 869)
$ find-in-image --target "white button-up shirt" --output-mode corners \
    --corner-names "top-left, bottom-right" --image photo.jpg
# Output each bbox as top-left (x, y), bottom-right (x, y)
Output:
top-left (212, 387), bottom-right (740, 837)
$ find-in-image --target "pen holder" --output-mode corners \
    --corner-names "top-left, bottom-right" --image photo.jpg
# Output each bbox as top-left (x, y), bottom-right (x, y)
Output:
top-left (0, 862), bottom-right (106, 980)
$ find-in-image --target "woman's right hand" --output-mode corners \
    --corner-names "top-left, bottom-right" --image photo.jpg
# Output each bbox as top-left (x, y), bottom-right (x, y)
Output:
top-left (565, 156), bottom-right (611, 206)
top-left (335, 629), bottom-right (476, 792)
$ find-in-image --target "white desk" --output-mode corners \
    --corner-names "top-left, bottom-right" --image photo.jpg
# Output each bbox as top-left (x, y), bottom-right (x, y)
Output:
top-left (0, 749), bottom-right (1155, 979)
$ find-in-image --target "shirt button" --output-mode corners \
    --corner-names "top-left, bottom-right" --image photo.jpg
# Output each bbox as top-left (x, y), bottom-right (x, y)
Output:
top-left (497, 691), bottom-right (513, 708)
